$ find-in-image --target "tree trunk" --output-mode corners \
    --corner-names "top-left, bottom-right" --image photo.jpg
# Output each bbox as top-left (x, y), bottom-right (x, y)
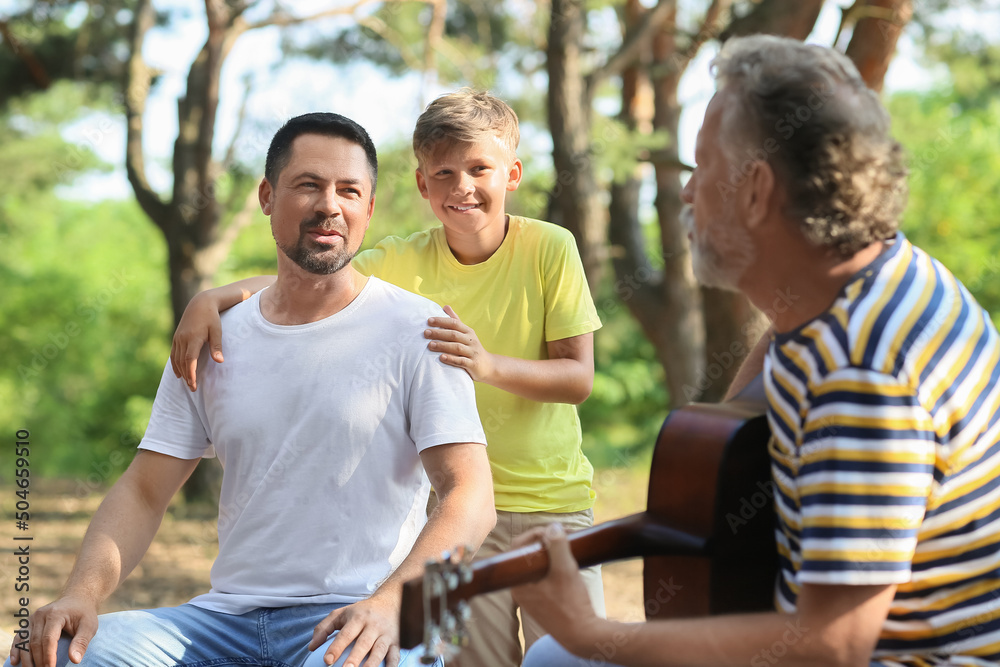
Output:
top-left (546, 0), bottom-right (605, 295)
top-left (124, 0), bottom-right (246, 503)
top-left (647, 7), bottom-right (709, 406)
top-left (721, 0), bottom-right (826, 41)
top-left (844, 0), bottom-right (914, 91)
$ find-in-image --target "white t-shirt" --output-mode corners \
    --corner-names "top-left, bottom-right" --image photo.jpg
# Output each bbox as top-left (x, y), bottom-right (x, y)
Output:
top-left (139, 277), bottom-right (487, 614)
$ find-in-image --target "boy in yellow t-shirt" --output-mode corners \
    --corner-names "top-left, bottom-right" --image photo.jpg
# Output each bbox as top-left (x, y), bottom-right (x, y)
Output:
top-left (170, 90), bottom-right (604, 666)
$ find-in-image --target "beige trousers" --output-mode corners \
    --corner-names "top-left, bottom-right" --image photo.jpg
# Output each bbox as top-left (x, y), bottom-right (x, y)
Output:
top-left (450, 508), bottom-right (606, 667)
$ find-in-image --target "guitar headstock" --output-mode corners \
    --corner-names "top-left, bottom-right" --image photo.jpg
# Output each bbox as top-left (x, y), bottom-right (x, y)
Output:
top-left (416, 545), bottom-right (475, 664)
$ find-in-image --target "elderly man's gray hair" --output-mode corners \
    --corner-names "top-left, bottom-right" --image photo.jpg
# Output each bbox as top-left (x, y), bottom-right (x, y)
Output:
top-left (712, 35), bottom-right (907, 255)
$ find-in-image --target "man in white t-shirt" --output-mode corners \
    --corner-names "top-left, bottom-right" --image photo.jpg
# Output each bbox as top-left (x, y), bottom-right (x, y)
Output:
top-left (8, 113), bottom-right (496, 667)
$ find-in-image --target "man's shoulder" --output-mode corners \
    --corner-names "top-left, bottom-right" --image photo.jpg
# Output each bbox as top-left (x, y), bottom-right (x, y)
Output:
top-left (218, 291), bottom-right (259, 328)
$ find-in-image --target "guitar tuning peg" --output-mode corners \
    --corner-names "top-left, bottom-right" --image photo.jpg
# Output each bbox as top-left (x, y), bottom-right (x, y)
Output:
top-left (420, 626), bottom-right (444, 665)
top-left (453, 601), bottom-right (472, 648)
top-left (442, 609), bottom-right (458, 636)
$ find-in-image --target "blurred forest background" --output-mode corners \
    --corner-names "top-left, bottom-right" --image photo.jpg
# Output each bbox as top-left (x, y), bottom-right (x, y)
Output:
top-left (2, 0), bottom-right (1000, 500)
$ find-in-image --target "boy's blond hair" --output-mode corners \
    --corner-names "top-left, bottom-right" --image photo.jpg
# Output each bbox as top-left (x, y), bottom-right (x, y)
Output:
top-left (412, 89), bottom-right (520, 167)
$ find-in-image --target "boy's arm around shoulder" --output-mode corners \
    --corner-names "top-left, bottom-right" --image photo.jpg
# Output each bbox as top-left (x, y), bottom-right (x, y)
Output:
top-left (15, 451), bottom-right (199, 667)
top-left (170, 275), bottom-right (276, 391)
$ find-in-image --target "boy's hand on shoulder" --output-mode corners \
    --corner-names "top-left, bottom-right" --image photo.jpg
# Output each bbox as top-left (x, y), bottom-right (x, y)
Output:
top-left (425, 305), bottom-right (495, 383)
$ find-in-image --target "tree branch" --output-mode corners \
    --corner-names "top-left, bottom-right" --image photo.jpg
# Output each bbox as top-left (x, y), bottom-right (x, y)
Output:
top-left (195, 186), bottom-right (261, 276)
top-left (422, 0), bottom-right (447, 98)
top-left (642, 151), bottom-right (694, 172)
top-left (844, 0), bottom-right (913, 92)
top-left (246, 0), bottom-right (396, 30)
top-left (685, 0), bottom-right (733, 59)
top-left (358, 14), bottom-right (423, 71)
top-left (720, 0), bottom-right (825, 42)
top-left (124, 0), bottom-right (170, 231)
top-left (0, 20), bottom-right (51, 89)
top-left (650, 0), bottom-right (735, 80)
top-left (585, 0), bottom-right (676, 100)
top-left (223, 74), bottom-right (253, 171)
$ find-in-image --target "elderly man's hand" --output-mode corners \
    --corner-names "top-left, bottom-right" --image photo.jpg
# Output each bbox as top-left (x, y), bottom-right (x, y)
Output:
top-left (511, 523), bottom-right (602, 656)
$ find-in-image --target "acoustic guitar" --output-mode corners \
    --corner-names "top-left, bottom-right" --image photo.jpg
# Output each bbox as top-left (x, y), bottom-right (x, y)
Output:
top-left (399, 391), bottom-right (778, 655)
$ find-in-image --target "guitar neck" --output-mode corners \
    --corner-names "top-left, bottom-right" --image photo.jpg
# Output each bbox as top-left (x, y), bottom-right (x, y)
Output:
top-left (399, 511), bottom-right (706, 649)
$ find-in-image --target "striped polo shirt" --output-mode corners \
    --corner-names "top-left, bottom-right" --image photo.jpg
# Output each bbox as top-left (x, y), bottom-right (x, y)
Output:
top-left (765, 232), bottom-right (1000, 665)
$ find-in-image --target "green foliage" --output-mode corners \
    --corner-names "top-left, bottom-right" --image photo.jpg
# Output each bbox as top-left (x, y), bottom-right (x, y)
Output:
top-left (0, 81), bottom-right (111, 208)
top-left (925, 39), bottom-right (1000, 112)
top-left (0, 0), bottom-right (140, 108)
top-left (0, 196), bottom-right (170, 477)
top-left (288, 0), bottom-right (515, 87)
top-left (580, 284), bottom-right (667, 470)
top-left (592, 115), bottom-right (671, 184)
top-left (890, 90), bottom-right (1000, 324)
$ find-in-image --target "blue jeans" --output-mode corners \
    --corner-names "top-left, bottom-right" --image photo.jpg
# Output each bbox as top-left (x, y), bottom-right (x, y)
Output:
top-left (4, 603), bottom-right (441, 667)
top-left (522, 635), bottom-right (626, 667)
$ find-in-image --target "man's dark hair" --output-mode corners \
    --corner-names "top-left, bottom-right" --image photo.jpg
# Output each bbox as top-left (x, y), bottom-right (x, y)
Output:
top-left (264, 112), bottom-right (379, 197)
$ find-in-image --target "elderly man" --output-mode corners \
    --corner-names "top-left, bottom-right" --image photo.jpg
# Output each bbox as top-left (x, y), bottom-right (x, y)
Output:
top-left (7, 113), bottom-right (495, 667)
top-left (514, 35), bottom-right (1000, 667)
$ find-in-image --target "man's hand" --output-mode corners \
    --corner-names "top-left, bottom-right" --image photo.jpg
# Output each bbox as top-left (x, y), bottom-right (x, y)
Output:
top-left (11, 595), bottom-right (99, 667)
top-left (511, 523), bottom-right (602, 655)
top-left (169, 291), bottom-right (225, 392)
top-left (425, 306), bottom-right (495, 383)
top-left (308, 592), bottom-right (401, 667)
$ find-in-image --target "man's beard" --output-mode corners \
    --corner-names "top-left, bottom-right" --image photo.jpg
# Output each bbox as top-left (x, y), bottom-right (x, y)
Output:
top-left (276, 214), bottom-right (358, 275)
top-left (680, 205), bottom-right (755, 292)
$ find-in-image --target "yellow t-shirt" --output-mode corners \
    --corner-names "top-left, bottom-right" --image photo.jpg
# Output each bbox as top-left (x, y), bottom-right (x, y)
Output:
top-left (353, 216), bottom-right (602, 512)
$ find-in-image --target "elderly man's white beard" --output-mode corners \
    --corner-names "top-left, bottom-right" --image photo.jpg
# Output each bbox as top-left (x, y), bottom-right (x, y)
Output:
top-left (680, 205), bottom-right (756, 292)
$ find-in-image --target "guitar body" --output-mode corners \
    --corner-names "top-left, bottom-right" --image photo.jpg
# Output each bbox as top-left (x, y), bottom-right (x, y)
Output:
top-left (399, 394), bottom-right (778, 649)
top-left (643, 400), bottom-right (776, 618)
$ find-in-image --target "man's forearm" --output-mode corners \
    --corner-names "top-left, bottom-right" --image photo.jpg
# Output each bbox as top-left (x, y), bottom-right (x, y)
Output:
top-left (556, 582), bottom-right (895, 667)
top-left (374, 445), bottom-right (496, 599)
top-left (60, 475), bottom-right (171, 602)
top-left (60, 452), bottom-right (198, 604)
top-left (567, 613), bottom-right (822, 667)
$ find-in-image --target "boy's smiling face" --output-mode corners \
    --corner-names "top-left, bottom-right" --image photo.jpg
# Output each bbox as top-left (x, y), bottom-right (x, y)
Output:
top-left (415, 137), bottom-right (523, 244)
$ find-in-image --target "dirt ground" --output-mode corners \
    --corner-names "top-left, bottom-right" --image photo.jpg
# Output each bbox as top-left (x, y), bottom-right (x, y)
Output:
top-left (1, 469), bottom-right (650, 645)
